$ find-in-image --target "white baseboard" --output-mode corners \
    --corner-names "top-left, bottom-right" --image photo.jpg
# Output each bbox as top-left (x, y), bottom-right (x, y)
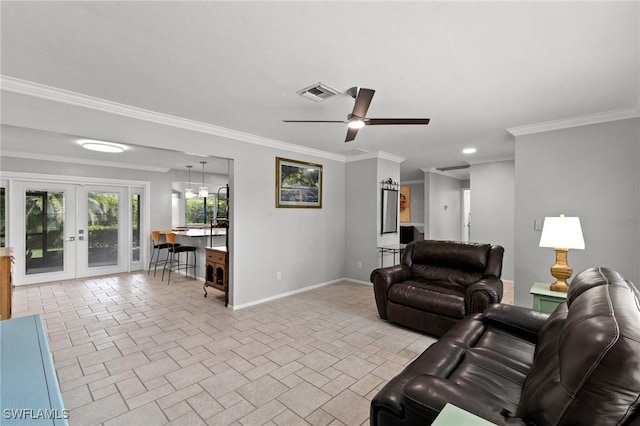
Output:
top-left (344, 278), bottom-right (372, 286)
top-left (231, 277), bottom-right (513, 310)
top-left (231, 278), bottom-right (346, 310)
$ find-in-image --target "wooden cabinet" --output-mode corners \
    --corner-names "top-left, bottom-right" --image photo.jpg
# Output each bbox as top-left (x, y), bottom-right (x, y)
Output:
top-left (1, 247), bottom-right (14, 320)
top-left (204, 246), bottom-right (228, 306)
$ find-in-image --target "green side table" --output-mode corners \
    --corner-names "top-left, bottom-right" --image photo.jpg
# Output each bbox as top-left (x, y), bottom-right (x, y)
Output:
top-left (432, 403), bottom-right (496, 425)
top-left (530, 282), bottom-right (567, 313)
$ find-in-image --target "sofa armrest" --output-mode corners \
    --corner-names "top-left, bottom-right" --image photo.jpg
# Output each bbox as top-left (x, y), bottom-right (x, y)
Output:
top-left (402, 375), bottom-right (527, 425)
top-left (482, 303), bottom-right (549, 343)
top-left (370, 265), bottom-right (412, 319)
top-left (465, 277), bottom-right (503, 314)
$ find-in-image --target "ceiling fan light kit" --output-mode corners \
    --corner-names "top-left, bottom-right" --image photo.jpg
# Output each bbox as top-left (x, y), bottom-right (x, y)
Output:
top-left (348, 119), bottom-right (365, 129)
top-left (284, 86), bottom-right (430, 142)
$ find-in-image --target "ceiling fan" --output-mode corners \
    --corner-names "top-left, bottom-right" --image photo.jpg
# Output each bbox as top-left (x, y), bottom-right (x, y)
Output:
top-left (283, 87), bottom-right (430, 142)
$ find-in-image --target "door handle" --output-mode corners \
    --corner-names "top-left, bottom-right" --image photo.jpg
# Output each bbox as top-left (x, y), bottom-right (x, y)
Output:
top-left (65, 237), bottom-right (75, 242)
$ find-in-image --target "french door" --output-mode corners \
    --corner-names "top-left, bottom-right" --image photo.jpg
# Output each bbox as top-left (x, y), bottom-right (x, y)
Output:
top-left (76, 186), bottom-right (128, 278)
top-left (12, 181), bottom-right (130, 285)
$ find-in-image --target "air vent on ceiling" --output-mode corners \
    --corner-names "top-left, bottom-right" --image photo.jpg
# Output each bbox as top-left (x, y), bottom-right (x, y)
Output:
top-left (436, 164), bottom-right (470, 172)
top-left (297, 82), bottom-right (341, 102)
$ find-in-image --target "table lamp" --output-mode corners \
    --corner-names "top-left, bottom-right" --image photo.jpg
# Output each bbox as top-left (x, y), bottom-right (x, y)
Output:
top-left (539, 215), bottom-right (585, 293)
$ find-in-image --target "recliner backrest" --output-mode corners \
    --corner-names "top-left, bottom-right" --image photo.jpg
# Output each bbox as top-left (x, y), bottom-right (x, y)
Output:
top-left (517, 267), bottom-right (640, 425)
top-left (402, 240), bottom-right (497, 287)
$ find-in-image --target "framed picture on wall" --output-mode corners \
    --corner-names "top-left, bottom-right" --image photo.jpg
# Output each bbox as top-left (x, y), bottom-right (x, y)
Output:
top-left (276, 157), bottom-right (323, 208)
top-left (400, 185), bottom-right (411, 222)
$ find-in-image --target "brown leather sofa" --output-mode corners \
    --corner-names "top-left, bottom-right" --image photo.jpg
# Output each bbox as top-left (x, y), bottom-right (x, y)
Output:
top-left (371, 240), bottom-right (504, 337)
top-left (370, 267), bottom-right (640, 426)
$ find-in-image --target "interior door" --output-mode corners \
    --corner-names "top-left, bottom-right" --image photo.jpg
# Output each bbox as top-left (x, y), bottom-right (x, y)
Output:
top-left (11, 181), bottom-right (77, 285)
top-left (76, 186), bottom-right (129, 278)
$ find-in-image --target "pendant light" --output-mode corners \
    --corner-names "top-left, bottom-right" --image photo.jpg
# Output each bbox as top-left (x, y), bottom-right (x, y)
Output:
top-left (198, 161), bottom-right (209, 197)
top-left (185, 165), bottom-right (195, 199)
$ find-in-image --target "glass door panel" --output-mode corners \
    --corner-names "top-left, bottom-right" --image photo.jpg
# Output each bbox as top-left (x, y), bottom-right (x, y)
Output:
top-left (11, 181), bottom-right (76, 285)
top-left (76, 186), bottom-right (128, 277)
top-left (25, 190), bottom-right (65, 274)
top-left (132, 193), bottom-right (141, 263)
top-left (0, 185), bottom-right (6, 247)
top-left (87, 191), bottom-right (120, 267)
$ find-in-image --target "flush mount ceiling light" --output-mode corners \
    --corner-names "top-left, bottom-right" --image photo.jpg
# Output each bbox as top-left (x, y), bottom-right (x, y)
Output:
top-left (462, 148), bottom-right (477, 154)
top-left (79, 140), bottom-right (127, 153)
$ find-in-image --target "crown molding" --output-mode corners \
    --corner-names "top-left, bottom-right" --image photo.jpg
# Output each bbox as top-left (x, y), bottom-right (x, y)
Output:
top-left (377, 151), bottom-right (406, 163)
top-left (506, 107), bottom-right (640, 137)
top-left (420, 167), bottom-right (470, 180)
top-left (0, 75), bottom-right (346, 162)
top-left (344, 151), bottom-right (405, 163)
top-left (465, 155), bottom-right (515, 165)
top-left (1, 150), bottom-right (171, 172)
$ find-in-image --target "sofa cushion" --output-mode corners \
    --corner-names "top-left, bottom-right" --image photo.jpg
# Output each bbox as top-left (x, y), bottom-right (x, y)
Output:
top-left (407, 241), bottom-right (490, 287)
top-left (388, 279), bottom-right (466, 318)
top-left (372, 311), bottom-right (536, 422)
top-left (517, 267), bottom-right (640, 425)
top-left (442, 320), bottom-right (535, 414)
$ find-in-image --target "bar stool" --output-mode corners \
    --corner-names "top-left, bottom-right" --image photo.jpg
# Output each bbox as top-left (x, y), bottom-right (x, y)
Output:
top-left (162, 232), bottom-right (197, 284)
top-left (148, 231), bottom-right (171, 277)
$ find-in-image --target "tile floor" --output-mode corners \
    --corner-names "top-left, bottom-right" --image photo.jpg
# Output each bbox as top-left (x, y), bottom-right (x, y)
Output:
top-left (11, 273), bottom-right (441, 426)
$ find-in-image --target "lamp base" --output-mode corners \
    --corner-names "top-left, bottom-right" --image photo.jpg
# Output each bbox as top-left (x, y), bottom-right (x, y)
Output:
top-left (550, 280), bottom-right (569, 293)
top-left (549, 248), bottom-right (572, 293)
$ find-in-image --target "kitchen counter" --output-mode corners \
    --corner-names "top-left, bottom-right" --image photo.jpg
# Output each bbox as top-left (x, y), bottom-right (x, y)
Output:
top-left (160, 230), bottom-right (227, 280)
top-left (165, 228), bottom-right (227, 237)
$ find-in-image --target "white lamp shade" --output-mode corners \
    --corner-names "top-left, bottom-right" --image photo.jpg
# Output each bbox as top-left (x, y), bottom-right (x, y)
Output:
top-left (539, 216), bottom-right (585, 250)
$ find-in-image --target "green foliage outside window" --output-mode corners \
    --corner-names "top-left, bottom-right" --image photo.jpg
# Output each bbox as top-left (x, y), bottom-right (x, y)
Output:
top-left (87, 193), bottom-right (118, 250)
top-left (186, 196), bottom-right (215, 225)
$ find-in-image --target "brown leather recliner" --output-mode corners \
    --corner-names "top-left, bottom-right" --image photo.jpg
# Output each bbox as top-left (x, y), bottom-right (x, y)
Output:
top-left (370, 267), bottom-right (640, 426)
top-left (371, 240), bottom-right (504, 337)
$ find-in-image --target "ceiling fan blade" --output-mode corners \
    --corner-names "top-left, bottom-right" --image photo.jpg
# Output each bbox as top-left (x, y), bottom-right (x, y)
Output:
top-left (364, 118), bottom-right (430, 126)
top-left (345, 127), bottom-right (359, 142)
top-left (351, 88), bottom-right (375, 119)
top-left (283, 120), bottom-right (347, 123)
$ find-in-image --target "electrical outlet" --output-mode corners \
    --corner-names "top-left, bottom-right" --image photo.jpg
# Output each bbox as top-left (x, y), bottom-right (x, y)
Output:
top-left (357, 261), bottom-right (362, 269)
top-left (276, 271), bottom-right (282, 280)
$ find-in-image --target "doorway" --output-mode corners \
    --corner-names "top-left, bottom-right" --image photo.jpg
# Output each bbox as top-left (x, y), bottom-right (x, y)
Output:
top-left (10, 180), bottom-right (139, 285)
top-left (462, 189), bottom-right (471, 242)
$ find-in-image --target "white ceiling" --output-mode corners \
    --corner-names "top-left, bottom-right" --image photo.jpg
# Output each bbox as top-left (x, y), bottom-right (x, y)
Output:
top-left (1, 1), bottom-right (638, 180)
top-left (0, 124), bottom-right (231, 175)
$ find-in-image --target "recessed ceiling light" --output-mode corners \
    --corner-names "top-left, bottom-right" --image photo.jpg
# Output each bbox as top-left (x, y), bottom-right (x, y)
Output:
top-left (79, 140), bottom-right (127, 153)
top-left (462, 148), bottom-right (477, 154)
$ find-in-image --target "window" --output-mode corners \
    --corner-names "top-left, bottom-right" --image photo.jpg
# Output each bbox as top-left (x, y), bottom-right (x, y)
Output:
top-left (186, 195), bottom-right (215, 226)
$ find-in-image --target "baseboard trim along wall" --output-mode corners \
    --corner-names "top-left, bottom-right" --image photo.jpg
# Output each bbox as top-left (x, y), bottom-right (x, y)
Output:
top-left (231, 277), bottom-right (517, 310)
top-left (231, 278), bottom-right (345, 310)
